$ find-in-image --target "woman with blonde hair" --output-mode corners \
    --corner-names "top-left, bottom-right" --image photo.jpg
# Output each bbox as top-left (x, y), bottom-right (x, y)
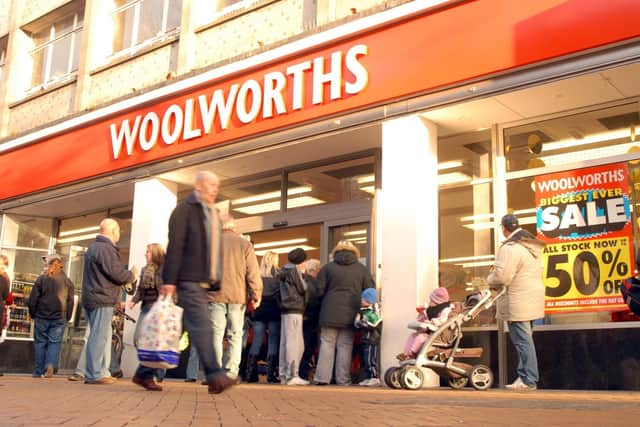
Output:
top-left (130, 243), bottom-right (165, 391)
top-left (246, 251), bottom-right (281, 383)
top-left (313, 240), bottom-right (375, 386)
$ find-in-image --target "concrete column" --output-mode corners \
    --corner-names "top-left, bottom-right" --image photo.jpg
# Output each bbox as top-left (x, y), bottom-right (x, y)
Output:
top-left (379, 115), bottom-right (439, 387)
top-left (121, 178), bottom-right (177, 377)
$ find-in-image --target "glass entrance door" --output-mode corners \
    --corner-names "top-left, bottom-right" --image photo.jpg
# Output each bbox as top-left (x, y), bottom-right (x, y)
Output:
top-left (247, 223), bottom-right (322, 268)
top-left (328, 222), bottom-right (371, 267)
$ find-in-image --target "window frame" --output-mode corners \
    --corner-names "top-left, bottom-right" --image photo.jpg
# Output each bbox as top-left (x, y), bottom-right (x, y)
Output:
top-left (28, 12), bottom-right (83, 91)
top-left (110, 0), bottom-right (182, 59)
top-left (0, 35), bottom-right (7, 92)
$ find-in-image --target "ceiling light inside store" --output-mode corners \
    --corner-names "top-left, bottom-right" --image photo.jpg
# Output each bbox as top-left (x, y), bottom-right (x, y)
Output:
top-left (232, 196), bottom-right (325, 215)
top-left (437, 160), bottom-right (464, 171)
top-left (232, 186), bottom-right (311, 205)
top-left (57, 232), bottom-right (99, 244)
top-left (359, 185), bottom-right (375, 195)
top-left (357, 175), bottom-right (374, 184)
top-left (347, 237), bottom-right (368, 244)
top-left (59, 226), bottom-right (100, 237)
top-left (254, 245), bottom-right (316, 257)
top-left (343, 229), bottom-right (367, 236)
top-left (540, 141), bottom-right (640, 167)
top-left (541, 128), bottom-right (634, 152)
top-left (254, 238), bottom-right (308, 250)
top-left (438, 172), bottom-right (471, 186)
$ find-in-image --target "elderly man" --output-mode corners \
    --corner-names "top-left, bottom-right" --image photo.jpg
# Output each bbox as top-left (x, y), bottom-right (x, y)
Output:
top-left (487, 214), bottom-right (545, 391)
top-left (82, 218), bottom-right (136, 385)
top-left (208, 215), bottom-right (262, 381)
top-left (161, 171), bottom-right (235, 394)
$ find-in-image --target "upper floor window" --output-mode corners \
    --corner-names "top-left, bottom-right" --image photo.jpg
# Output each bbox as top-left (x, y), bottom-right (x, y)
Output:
top-left (0, 35), bottom-right (7, 93)
top-left (111, 0), bottom-right (182, 56)
top-left (27, 5), bottom-right (84, 90)
top-left (195, 0), bottom-right (260, 26)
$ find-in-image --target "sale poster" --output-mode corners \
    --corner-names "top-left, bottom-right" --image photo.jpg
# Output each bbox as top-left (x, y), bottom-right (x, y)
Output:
top-left (535, 163), bottom-right (633, 313)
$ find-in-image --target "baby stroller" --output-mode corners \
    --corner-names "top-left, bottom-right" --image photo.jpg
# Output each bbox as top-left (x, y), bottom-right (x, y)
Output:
top-left (384, 287), bottom-right (505, 391)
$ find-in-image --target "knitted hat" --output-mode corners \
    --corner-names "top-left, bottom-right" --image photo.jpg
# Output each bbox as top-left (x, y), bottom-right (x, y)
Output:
top-left (429, 287), bottom-right (449, 305)
top-left (287, 248), bottom-right (307, 265)
top-left (501, 214), bottom-right (519, 232)
top-left (362, 288), bottom-right (378, 304)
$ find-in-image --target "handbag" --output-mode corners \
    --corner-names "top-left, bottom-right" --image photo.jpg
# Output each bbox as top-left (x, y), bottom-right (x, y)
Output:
top-left (136, 296), bottom-right (183, 369)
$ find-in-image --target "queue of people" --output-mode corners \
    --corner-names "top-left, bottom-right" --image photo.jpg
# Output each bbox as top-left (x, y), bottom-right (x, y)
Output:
top-left (1, 166), bottom-right (543, 394)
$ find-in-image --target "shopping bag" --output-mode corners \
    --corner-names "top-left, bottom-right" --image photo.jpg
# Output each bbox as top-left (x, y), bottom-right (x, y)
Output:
top-left (179, 331), bottom-right (189, 352)
top-left (137, 296), bottom-right (183, 369)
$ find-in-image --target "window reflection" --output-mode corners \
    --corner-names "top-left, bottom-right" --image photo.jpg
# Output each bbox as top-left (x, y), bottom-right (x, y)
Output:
top-left (218, 175), bottom-right (283, 218)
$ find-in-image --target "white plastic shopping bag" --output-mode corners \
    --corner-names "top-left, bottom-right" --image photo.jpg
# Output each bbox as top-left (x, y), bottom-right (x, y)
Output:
top-left (137, 296), bottom-right (183, 369)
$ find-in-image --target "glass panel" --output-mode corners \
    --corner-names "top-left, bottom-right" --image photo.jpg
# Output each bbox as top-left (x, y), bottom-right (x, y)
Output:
top-left (218, 175), bottom-right (283, 219)
top-left (0, 36), bottom-right (7, 65)
top-left (48, 35), bottom-right (73, 81)
top-left (286, 157), bottom-right (375, 213)
top-left (436, 129), bottom-right (494, 326)
top-left (71, 32), bottom-right (81, 71)
top-left (30, 47), bottom-right (46, 87)
top-left (32, 27), bottom-right (51, 48)
top-left (248, 223), bottom-right (322, 269)
top-left (139, 0), bottom-right (164, 42)
top-left (1, 215), bottom-right (52, 249)
top-left (54, 14), bottom-right (75, 36)
top-left (167, 0), bottom-right (183, 30)
top-left (504, 103), bottom-right (640, 172)
top-left (112, 6), bottom-right (136, 52)
top-left (328, 223), bottom-right (370, 268)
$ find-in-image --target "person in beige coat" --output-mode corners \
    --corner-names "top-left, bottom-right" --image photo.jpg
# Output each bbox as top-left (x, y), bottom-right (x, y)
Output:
top-left (487, 214), bottom-right (545, 391)
top-left (208, 216), bottom-right (263, 379)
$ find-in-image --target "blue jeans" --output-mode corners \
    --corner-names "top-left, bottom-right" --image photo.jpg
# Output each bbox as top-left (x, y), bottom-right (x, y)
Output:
top-left (249, 320), bottom-right (280, 358)
top-left (33, 318), bottom-right (66, 376)
top-left (177, 281), bottom-right (224, 383)
top-left (186, 345), bottom-right (200, 380)
top-left (85, 307), bottom-right (113, 381)
top-left (360, 343), bottom-right (379, 379)
top-left (209, 303), bottom-right (246, 378)
top-left (508, 320), bottom-right (539, 387)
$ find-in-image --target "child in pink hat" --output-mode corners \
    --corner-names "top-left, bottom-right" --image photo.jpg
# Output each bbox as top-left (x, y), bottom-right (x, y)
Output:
top-left (397, 287), bottom-right (452, 361)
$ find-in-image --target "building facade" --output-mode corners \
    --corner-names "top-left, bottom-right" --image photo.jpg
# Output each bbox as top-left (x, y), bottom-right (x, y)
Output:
top-left (1, 0), bottom-right (640, 390)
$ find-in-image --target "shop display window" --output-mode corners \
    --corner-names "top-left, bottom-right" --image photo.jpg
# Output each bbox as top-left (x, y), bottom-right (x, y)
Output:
top-left (504, 101), bottom-right (640, 324)
top-left (1, 214), bottom-right (53, 249)
top-left (286, 156), bottom-right (375, 213)
top-left (437, 130), bottom-right (495, 326)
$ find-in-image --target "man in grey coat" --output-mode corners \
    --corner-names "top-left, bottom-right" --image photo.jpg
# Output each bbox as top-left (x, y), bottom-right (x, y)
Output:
top-left (487, 214), bottom-right (545, 391)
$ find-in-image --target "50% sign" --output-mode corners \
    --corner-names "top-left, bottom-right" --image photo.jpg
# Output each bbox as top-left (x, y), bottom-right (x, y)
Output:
top-left (544, 239), bottom-right (630, 298)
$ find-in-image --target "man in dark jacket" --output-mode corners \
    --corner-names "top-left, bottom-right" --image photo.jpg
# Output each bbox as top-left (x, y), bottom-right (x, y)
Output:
top-left (160, 171), bottom-right (235, 394)
top-left (82, 218), bottom-right (136, 385)
top-left (278, 248), bottom-right (309, 386)
top-left (29, 254), bottom-right (75, 378)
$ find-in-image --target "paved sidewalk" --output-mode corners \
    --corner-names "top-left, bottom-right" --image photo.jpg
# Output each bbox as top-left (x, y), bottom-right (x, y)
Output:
top-left (1, 375), bottom-right (639, 426)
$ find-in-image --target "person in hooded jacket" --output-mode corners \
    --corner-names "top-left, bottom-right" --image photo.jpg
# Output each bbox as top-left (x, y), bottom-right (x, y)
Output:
top-left (313, 240), bottom-right (375, 386)
top-left (246, 251), bottom-right (281, 383)
top-left (278, 248), bottom-right (309, 385)
top-left (487, 214), bottom-right (545, 391)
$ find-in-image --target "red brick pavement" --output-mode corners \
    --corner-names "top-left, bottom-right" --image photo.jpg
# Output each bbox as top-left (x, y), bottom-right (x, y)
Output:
top-left (1, 375), bottom-right (639, 426)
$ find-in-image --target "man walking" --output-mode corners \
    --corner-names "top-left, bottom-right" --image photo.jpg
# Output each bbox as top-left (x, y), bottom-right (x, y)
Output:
top-left (82, 218), bottom-right (137, 385)
top-left (208, 215), bottom-right (262, 380)
top-left (161, 171), bottom-right (235, 394)
top-left (28, 254), bottom-right (74, 378)
top-left (487, 214), bottom-right (545, 391)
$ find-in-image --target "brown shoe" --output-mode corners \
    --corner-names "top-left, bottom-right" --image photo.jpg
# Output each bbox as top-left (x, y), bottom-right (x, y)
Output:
top-left (44, 365), bottom-right (54, 378)
top-left (208, 374), bottom-right (235, 394)
top-left (85, 377), bottom-right (117, 385)
top-left (132, 375), bottom-right (163, 391)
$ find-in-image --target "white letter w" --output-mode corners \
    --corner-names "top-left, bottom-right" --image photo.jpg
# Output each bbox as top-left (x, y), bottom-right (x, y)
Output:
top-left (110, 116), bottom-right (141, 160)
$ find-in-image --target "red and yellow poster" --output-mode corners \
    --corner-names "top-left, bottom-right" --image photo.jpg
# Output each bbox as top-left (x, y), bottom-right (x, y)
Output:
top-left (535, 163), bottom-right (632, 313)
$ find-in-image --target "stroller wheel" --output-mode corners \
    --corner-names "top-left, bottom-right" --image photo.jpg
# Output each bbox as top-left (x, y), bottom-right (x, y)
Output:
top-left (399, 366), bottom-right (424, 390)
top-left (384, 367), bottom-right (402, 389)
top-left (469, 364), bottom-right (493, 390)
top-left (448, 376), bottom-right (469, 390)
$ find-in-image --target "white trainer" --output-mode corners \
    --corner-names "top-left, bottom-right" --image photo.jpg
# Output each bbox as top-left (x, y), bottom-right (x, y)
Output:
top-left (287, 376), bottom-right (310, 386)
top-left (505, 377), bottom-right (536, 390)
top-left (360, 378), bottom-right (380, 387)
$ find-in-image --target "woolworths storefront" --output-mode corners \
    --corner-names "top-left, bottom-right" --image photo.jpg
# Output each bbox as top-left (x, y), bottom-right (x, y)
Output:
top-left (1, 0), bottom-right (640, 389)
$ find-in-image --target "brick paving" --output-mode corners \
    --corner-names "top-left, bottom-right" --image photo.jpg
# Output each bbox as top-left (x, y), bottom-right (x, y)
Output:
top-left (1, 375), bottom-right (639, 426)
